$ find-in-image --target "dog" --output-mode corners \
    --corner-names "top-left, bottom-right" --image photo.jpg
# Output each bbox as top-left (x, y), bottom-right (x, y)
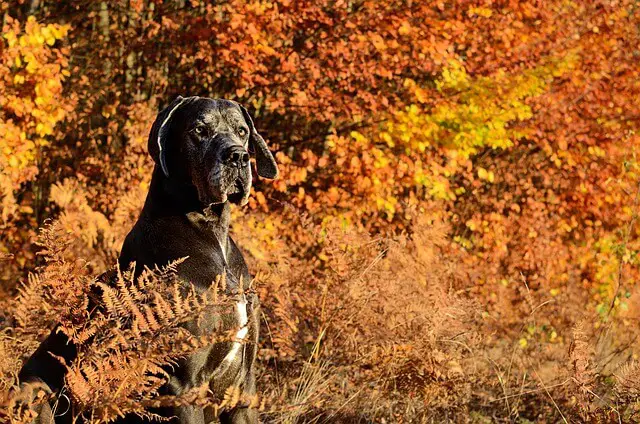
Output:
top-left (18, 96), bottom-right (279, 424)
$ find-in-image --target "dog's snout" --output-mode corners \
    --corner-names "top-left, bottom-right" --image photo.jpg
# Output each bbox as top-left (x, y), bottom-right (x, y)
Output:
top-left (231, 151), bottom-right (250, 164)
top-left (224, 146), bottom-right (250, 167)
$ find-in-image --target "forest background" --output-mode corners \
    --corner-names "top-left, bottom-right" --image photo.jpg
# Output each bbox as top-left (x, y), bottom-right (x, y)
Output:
top-left (1, 0), bottom-right (640, 422)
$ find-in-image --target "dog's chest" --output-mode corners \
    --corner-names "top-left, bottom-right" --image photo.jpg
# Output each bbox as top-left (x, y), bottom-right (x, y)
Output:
top-left (151, 215), bottom-right (254, 389)
top-left (178, 289), bottom-right (254, 392)
top-left (177, 255), bottom-right (254, 389)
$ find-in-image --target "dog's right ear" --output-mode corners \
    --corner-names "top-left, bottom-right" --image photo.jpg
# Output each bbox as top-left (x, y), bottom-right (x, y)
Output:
top-left (148, 95), bottom-right (191, 177)
top-left (239, 105), bottom-right (279, 179)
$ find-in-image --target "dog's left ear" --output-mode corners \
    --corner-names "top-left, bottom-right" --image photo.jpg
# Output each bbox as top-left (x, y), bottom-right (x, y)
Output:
top-left (240, 105), bottom-right (279, 179)
top-left (148, 95), bottom-right (194, 177)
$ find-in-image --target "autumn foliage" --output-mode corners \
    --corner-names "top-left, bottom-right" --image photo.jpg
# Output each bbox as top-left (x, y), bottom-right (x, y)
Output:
top-left (1, 0), bottom-right (640, 422)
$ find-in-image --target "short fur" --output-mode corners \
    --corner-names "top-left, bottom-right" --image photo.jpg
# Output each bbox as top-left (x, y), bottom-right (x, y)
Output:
top-left (18, 97), bottom-right (278, 424)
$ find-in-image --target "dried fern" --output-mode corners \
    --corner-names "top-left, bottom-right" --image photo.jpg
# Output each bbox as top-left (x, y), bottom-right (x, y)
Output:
top-left (57, 259), bottom-right (244, 422)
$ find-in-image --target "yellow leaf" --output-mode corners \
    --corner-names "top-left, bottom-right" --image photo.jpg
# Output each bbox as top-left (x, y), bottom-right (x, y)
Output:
top-left (398, 21), bottom-right (411, 36)
top-left (477, 167), bottom-right (488, 180)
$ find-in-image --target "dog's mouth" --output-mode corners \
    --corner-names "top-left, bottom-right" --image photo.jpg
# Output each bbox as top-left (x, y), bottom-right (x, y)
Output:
top-left (203, 164), bottom-right (251, 206)
top-left (226, 178), bottom-right (247, 204)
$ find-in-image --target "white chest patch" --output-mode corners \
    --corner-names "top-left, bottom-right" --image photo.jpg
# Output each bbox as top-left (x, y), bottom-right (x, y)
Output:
top-left (213, 297), bottom-right (249, 378)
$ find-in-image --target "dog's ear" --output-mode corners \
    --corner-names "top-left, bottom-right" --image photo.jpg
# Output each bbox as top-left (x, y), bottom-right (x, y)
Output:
top-left (148, 95), bottom-right (191, 177)
top-left (240, 105), bottom-right (279, 179)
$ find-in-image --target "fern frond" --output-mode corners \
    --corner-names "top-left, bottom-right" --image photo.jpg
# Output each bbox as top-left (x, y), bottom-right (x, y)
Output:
top-left (12, 273), bottom-right (43, 328)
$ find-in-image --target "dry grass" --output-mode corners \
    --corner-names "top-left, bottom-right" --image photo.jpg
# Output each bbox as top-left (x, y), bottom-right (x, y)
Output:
top-left (1, 196), bottom-right (640, 422)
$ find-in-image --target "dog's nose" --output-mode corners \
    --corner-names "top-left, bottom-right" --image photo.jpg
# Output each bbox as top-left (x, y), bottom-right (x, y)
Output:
top-left (224, 146), bottom-right (250, 167)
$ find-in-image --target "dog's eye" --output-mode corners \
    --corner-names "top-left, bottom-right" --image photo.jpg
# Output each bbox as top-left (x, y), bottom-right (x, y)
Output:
top-left (194, 125), bottom-right (206, 135)
top-left (238, 127), bottom-right (248, 137)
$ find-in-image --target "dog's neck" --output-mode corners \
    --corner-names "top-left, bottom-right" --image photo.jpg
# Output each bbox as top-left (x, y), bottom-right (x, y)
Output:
top-left (201, 203), bottom-right (231, 261)
top-left (142, 166), bottom-right (231, 256)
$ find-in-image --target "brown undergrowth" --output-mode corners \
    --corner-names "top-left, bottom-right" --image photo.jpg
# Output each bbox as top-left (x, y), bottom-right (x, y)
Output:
top-left (1, 188), bottom-right (640, 422)
top-left (0, 220), bottom-right (258, 423)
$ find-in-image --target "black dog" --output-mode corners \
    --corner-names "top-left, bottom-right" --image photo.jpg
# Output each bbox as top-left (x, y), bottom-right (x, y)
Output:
top-left (18, 96), bottom-right (279, 424)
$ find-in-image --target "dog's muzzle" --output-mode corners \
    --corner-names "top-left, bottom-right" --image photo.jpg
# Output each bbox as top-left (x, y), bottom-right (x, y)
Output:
top-left (216, 145), bottom-right (252, 205)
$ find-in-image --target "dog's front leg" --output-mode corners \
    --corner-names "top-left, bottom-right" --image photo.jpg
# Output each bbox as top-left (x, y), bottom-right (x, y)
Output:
top-left (218, 374), bottom-right (258, 424)
top-left (219, 406), bottom-right (258, 424)
top-left (217, 377), bottom-right (258, 424)
top-left (165, 373), bottom-right (206, 424)
top-left (218, 296), bottom-right (260, 424)
top-left (173, 405), bottom-right (206, 424)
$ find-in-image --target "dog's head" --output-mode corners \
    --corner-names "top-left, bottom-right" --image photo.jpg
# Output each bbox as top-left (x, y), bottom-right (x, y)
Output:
top-left (147, 96), bottom-right (278, 206)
